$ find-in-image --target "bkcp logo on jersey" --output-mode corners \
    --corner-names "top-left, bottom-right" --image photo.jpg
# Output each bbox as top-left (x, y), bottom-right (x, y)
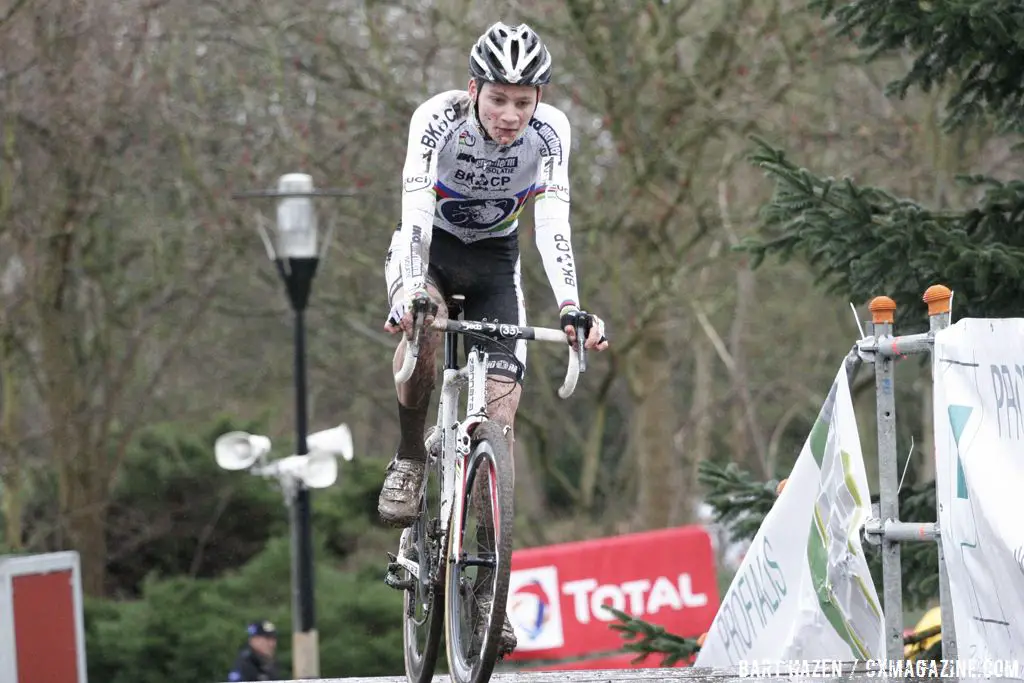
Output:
top-left (507, 565), bottom-right (564, 651)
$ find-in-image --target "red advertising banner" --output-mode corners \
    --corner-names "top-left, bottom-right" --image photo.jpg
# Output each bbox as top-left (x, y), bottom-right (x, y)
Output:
top-left (505, 524), bottom-right (720, 663)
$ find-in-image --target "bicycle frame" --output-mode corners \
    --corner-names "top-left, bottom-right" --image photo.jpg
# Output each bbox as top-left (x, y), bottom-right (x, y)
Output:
top-left (435, 333), bottom-right (486, 553)
top-left (392, 312), bottom-right (582, 583)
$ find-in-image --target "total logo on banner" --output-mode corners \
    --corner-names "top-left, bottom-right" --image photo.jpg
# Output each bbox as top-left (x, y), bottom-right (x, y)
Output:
top-left (505, 525), bottom-right (720, 662)
top-left (507, 566), bottom-right (564, 651)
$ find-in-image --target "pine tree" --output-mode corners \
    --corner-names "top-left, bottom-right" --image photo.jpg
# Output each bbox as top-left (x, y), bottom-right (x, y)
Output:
top-left (610, 2), bottom-right (1024, 660)
top-left (742, 0), bottom-right (1024, 330)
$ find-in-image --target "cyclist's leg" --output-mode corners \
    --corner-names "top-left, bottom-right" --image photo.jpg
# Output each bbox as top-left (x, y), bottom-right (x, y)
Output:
top-left (379, 224), bottom-right (448, 527)
top-left (470, 250), bottom-right (527, 463)
top-left (466, 250), bottom-right (525, 500)
top-left (461, 242), bottom-right (526, 656)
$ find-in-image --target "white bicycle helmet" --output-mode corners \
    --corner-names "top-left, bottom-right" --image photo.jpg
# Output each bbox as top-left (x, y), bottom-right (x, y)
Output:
top-left (469, 22), bottom-right (552, 86)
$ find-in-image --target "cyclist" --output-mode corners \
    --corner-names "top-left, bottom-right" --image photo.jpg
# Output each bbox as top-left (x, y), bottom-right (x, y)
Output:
top-left (378, 21), bottom-right (609, 655)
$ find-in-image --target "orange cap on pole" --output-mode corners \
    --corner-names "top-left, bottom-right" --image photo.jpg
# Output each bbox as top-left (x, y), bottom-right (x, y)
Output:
top-left (869, 296), bottom-right (897, 324)
top-left (922, 284), bottom-right (952, 316)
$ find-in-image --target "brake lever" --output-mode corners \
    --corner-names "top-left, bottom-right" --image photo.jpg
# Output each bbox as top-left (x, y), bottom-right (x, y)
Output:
top-left (574, 322), bottom-right (588, 373)
top-left (409, 310), bottom-right (425, 344)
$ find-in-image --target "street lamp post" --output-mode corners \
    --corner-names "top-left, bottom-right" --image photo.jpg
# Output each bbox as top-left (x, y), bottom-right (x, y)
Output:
top-left (275, 173), bottom-right (320, 680)
top-left (232, 173), bottom-right (357, 679)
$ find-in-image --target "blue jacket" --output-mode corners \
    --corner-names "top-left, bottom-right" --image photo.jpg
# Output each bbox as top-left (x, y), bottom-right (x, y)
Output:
top-left (226, 647), bottom-right (279, 681)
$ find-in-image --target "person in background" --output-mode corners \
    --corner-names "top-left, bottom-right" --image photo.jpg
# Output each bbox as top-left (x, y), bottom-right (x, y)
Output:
top-left (227, 620), bottom-right (281, 682)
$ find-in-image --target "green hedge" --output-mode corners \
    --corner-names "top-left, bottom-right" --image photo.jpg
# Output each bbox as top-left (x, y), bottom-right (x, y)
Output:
top-left (85, 535), bottom-right (405, 682)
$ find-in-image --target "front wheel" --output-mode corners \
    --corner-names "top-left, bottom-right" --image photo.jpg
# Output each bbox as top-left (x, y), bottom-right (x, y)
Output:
top-left (444, 421), bottom-right (515, 683)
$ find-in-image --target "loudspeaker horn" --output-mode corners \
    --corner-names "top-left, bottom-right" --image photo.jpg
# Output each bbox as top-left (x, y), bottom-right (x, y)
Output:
top-left (307, 423), bottom-right (354, 461)
top-left (273, 451), bottom-right (338, 489)
top-left (214, 431), bottom-right (272, 471)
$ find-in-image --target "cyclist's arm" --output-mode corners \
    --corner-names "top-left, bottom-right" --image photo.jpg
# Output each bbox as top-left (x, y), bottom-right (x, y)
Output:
top-left (398, 93), bottom-right (454, 297)
top-left (532, 105), bottom-right (581, 312)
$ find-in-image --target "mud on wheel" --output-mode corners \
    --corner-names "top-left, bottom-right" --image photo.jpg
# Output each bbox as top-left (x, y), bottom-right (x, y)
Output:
top-left (444, 420), bottom-right (515, 683)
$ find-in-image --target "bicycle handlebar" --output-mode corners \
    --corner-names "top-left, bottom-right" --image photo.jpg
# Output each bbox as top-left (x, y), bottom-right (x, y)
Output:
top-left (394, 316), bottom-right (582, 399)
top-left (393, 312), bottom-right (427, 386)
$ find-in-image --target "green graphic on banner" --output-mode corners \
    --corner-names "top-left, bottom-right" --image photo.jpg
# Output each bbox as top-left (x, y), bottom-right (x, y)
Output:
top-left (948, 405), bottom-right (973, 500)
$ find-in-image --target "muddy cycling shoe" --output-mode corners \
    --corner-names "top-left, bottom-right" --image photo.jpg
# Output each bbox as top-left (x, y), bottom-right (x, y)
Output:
top-left (473, 598), bottom-right (517, 659)
top-left (377, 457), bottom-right (426, 528)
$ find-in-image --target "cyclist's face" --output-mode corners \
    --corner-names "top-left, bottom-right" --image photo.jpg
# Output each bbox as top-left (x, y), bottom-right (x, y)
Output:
top-left (470, 80), bottom-right (539, 146)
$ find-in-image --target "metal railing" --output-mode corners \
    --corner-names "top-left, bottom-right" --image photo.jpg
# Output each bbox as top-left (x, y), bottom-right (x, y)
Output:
top-left (850, 284), bottom-right (956, 661)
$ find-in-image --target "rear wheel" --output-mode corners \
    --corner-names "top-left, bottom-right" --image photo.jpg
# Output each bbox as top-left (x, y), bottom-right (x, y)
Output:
top-left (444, 421), bottom-right (514, 683)
top-left (402, 442), bottom-right (445, 683)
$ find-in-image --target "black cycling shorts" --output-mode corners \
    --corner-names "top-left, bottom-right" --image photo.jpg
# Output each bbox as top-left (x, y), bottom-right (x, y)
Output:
top-left (385, 225), bottom-right (528, 383)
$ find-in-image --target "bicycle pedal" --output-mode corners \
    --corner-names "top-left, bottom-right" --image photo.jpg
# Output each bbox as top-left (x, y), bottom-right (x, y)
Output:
top-left (384, 572), bottom-right (415, 591)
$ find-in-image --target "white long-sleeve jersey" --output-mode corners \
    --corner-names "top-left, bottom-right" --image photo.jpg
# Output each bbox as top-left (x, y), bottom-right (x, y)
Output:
top-left (398, 90), bottom-right (580, 312)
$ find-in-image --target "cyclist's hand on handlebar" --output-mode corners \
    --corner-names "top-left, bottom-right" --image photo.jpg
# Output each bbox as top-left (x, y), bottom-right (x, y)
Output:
top-left (385, 289), bottom-right (438, 337)
top-left (560, 305), bottom-right (609, 351)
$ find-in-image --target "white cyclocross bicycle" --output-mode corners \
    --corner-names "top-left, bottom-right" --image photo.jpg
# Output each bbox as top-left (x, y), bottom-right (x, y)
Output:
top-left (384, 294), bottom-right (587, 683)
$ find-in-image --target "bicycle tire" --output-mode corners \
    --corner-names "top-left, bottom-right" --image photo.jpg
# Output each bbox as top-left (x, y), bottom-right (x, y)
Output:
top-left (444, 420), bottom-right (515, 683)
top-left (402, 450), bottom-right (445, 683)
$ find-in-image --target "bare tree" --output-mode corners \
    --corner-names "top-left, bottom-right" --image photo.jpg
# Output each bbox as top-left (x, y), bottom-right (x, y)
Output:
top-left (4, 0), bottom-right (1013, 592)
top-left (0, 0), bottom-right (262, 594)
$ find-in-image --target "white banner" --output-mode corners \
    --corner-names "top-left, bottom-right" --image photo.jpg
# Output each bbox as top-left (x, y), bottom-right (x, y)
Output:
top-left (933, 318), bottom-right (1024, 666)
top-left (695, 364), bottom-right (883, 667)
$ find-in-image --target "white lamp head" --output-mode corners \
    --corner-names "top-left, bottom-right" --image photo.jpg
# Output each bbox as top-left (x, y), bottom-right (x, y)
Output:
top-left (275, 173), bottom-right (317, 259)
